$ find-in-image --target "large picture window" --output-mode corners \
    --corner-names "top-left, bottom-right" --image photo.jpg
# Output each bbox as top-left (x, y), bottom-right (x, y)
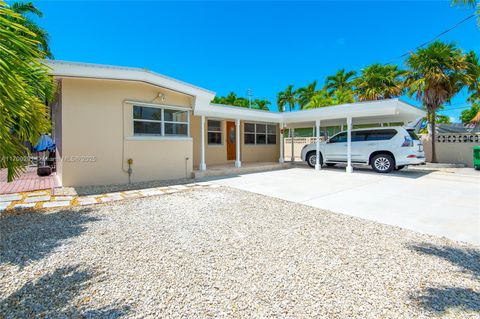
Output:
top-left (133, 105), bottom-right (189, 137)
top-left (207, 120), bottom-right (222, 145)
top-left (244, 123), bottom-right (276, 145)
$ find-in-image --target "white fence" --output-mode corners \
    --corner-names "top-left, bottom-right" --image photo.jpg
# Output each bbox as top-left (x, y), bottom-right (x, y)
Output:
top-left (284, 137), bottom-right (325, 160)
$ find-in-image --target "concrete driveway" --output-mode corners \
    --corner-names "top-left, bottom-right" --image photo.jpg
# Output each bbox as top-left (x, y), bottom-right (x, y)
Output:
top-left (210, 165), bottom-right (480, 245)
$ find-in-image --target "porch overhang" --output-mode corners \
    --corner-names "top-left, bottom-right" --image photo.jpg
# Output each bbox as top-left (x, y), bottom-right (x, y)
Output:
top-left (195, 99), bottom-right (426, 174)
top-left (194, 99), bottom-right (425, 126)
top-left (281, 99), bottom-right (425, 128)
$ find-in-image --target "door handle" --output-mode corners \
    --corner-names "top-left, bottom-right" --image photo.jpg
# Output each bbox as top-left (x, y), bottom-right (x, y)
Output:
top-left (367, 143), bottom-right (376, 146)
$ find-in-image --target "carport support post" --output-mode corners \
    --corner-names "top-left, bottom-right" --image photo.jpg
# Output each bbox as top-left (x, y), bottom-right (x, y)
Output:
top-left (346, 117), bottom-right (353, 173)
top-left (315, 120), bottom-right (321, 171)
top-left (291, 128), bottom-right (295, 162)
top-left (200, 116), bottom-right (206, 171)
top-left (279, 123), bottom-right (284, 163)
top-left (235, 119), bottom-right (241, 168)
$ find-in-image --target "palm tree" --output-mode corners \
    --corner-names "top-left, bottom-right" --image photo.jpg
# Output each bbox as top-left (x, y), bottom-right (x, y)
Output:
top-left (404, 41), bottom-right (470, 162)
top-left (332, 88), bottom-right (355, 104)
top-left (464, 51), bottom-right (480, 125)
top-left (253, 99), bottom-right (271, 111)
top-left (10, 2), bottom-right (53, 58)
top-left (304, 90), bottom-right (335, 109)
top-left (324, 69), bottom-right (356, 93)
top-left (452, 0), bottom-right (479, 24)
top-left (466, 51), bottom-right (480, 103)
top-left (276, 85), bottom-right (296, 112)
top-left (233, 97), bottom-right (249, 108)
top-left (224, 92), bottom-right (238, 105)
top-left (354, 64), bottom-right (405, 101)
top-left (0, 1), bottom-right (54, 181)
top-left (296, 80), bottom-right (318, 109)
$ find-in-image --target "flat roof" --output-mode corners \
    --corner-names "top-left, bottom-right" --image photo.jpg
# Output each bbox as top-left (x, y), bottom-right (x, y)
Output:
top-left (198, 99), bottom-right (425, 126)
top-left (44, 60), bottom-right (216, 99)
top-left (44, 60), bottom-right (426, 125)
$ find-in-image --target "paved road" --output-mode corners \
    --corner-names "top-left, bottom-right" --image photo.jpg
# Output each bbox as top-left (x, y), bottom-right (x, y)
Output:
top-left (210, 165), bottom-right (480, 245)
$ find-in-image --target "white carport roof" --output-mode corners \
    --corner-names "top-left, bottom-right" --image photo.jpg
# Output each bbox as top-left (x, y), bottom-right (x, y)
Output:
top-left (280, 99), bottom-right (426, 127)
top-left (195, 99), bottom-right (425, 127)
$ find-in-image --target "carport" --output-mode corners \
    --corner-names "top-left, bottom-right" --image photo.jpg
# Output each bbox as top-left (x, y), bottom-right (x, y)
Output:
top-left (278, 99), bottom-right (426, 172)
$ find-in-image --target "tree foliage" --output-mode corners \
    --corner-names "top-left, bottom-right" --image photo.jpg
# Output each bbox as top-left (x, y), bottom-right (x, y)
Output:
top-left (405, 41), bottom-right (471, 162)
top-left (324, 69), bottom-right (356, 93)
top-left (465, 51), bottom-right (480, 103)
top-left (296, 80), bottom-right (318, 109)
top-left (460, 103), bottom-right (480, 123)
top-left (354, 64), bottom-right (405, 101)
top-left (304, 89), bottom-right (334, 109)
top-left (276, 85), bottom-right (296, 112)
top-left (212, 92), bottom-right (270, 111)
top-left (452, 0), bottom-right (479, 25)
top-left (10, 1), bottom-right (53, 58)
top-left (0, 1), bottom-right (54, 181)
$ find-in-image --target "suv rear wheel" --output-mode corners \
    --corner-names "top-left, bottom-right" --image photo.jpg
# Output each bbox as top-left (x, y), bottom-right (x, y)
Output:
top-left (306, 152), bottom-right (323, 168)
top-left (371, 154), bottom-right (394, 173)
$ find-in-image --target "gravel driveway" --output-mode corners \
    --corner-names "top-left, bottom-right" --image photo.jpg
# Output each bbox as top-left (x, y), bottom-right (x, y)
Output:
top-left (0, 186), bottom-right (478, 318)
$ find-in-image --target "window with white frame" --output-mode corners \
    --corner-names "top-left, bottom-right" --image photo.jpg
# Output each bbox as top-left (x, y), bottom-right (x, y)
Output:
top-left (207, 120), bottom-right (222, 145)
top-left (244, 123), bottom-right (277, 145)
top-left (133, 105), bottom-right (189, 137)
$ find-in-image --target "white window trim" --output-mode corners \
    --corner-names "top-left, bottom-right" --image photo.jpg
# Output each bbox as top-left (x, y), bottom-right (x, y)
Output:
top-left (133, 105), bottom-right (190, 137)
top-left (207, 119), bottom-right (223, 146)
top-left (126, 100), bottom-right (191, 112)
top-left (126, 136), bottom-right (192, 141)
top-left (244, 122), bottom-right (277, 145)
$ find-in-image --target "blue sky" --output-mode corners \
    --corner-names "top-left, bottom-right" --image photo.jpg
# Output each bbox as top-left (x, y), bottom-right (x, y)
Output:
top-left (34, 1), bottom-right (479, 121)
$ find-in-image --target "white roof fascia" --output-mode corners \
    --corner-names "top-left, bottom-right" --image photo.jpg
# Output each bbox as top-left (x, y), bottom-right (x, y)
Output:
top-left (44, 60), bottom-right (216, 101)
top-left (196, 103), bottom-right (282, 122)
top-left (194, 99), bottom-right (425, 124)
top-left (281, 99), bottom-right (396, 124)
top-left (395, 100), bottom-right (426, 117)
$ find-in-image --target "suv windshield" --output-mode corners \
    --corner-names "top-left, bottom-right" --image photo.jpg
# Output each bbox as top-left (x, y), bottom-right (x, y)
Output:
top-left (407, 130), bottom-right (420, 140)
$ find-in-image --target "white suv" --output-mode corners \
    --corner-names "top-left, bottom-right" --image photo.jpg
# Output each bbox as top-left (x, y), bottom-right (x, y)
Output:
top-left (300, 127), bottom-right (425, 173)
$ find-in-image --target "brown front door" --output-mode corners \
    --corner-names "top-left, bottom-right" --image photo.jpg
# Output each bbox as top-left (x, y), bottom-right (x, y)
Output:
top-left (226, 121), bottom-right (236, 160)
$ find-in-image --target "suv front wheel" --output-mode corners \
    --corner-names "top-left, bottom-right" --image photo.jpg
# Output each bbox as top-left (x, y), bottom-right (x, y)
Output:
top-left (371, 154), bottom-right (395, 173)
top-left (306, 152), bottom-right (323, 168)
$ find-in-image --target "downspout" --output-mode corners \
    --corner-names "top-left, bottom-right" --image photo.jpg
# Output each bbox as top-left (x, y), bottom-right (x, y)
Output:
top-left (121, 100), bottom-right (133, 183)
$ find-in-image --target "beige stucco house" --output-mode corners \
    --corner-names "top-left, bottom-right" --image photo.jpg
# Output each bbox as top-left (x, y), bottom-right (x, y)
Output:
top-left (46, 60), bottom-right (425, 187)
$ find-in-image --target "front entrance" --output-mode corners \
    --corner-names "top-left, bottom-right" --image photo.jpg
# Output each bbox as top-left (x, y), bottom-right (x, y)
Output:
top-left (226, 121), bottom-right (236, 160)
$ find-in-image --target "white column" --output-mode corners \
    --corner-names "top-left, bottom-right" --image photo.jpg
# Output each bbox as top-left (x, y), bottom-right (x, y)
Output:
top-left (200, 115), bottom-right (206, 171)
top-left (235, 119), bottom-right (241, 168)
top-left (279, 123), bottom-right (284, 163)
top-left (315, 119), bottom-right (321, 171)
top-left (291, 128), bottom-right (295, 162)
top-left (346, 117), bottom-right (353, 173)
